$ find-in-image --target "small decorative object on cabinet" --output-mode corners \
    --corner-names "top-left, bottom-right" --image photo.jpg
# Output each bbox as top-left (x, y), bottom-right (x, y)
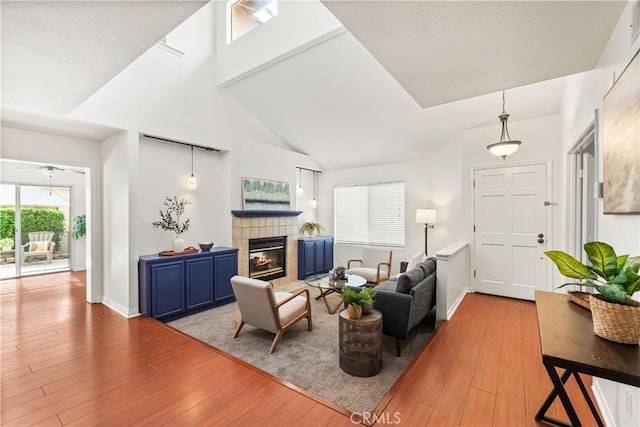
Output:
top-left (297, 236), bottom-right (334, 279)
top-left (198, 242), bottom-right (214, 251)
top-left (299, 221), bottom-right (323, 237)
top-left (545, 241), bottom-right (640, 344)
top-left (138, 246), bottom-right (238, 321)
top-left (152, 196), bottom-right (191, 252)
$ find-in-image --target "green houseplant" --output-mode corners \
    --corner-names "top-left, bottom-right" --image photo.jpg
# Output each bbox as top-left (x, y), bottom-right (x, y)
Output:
top-left (338, 286), bottom-right (376, 319)
top-left (545, 241), bottom-right (640, 344)
top-left (152, 196), bottom-right (191, 252)
top-left (0, 238), bottom-right (14, 250)
top-left (299, 221), bottom-right (323, 237)
top-left (71, 214), bottom-right (86, 239)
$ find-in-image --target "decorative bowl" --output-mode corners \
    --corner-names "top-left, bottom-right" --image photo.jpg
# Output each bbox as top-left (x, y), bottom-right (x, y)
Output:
top-left (198, 242), bottom-right (214, 252)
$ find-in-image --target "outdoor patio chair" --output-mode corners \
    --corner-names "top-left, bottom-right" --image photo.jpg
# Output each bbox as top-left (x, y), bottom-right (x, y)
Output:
top-left (21, 231), bottom-right (55, 264)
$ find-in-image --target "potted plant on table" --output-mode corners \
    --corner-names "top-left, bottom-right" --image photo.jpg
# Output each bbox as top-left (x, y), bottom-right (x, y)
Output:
top-left (152, 196), bottom-right (191, 253)
top-left (299, 222), bottom-right (323, 237)
top-left (339, 286), bottom-right (376, 319)
top-left (545, 241), bottom-right (640, 344)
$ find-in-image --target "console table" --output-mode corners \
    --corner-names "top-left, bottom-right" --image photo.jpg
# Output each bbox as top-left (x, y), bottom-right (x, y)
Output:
top-left (534, 291), bottom-right (640, 427)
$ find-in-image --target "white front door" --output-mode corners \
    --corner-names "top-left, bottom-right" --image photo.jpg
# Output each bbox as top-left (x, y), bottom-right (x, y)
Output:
top-left (473, 163), bottom-right (550, 300)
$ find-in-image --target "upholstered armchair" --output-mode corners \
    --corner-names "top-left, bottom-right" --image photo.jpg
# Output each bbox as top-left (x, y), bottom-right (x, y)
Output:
top-left (230, 275), bottom-right (313, 353)
top-left (346, 248), bottom-right (393, 285)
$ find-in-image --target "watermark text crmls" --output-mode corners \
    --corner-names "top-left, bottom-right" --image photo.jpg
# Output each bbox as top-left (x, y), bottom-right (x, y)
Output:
top-left (350, 411), bottom-right (401, 425)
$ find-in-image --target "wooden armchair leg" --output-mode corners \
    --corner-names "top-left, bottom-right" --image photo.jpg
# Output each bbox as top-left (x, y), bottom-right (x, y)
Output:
top-left (395, 337), bottom-right (402, 357)
top-left (232, 320), bottom-right (245, 339)
top-left (270, 329), bottom-right (284, 354)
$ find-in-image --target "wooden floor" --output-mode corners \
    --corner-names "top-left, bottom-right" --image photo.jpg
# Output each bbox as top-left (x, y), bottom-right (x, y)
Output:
top-left (1, 272), bottom-right (602, 426)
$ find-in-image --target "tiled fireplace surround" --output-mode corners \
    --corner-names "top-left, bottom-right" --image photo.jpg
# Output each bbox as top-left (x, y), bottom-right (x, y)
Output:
top-left (232, 216), bottom-right (299, 285)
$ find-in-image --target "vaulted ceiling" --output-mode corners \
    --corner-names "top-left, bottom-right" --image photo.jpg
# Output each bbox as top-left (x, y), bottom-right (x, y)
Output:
top-left (0, 1), bottom-right (627, 170)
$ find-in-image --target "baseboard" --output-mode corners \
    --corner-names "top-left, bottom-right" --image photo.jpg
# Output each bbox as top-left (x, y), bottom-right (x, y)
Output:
top-left (592, 379), bottom-right (615, 427)
top-left (102, 296), bottom-right (141, 319)
top-left (446, 287), bottom-right (470, 320)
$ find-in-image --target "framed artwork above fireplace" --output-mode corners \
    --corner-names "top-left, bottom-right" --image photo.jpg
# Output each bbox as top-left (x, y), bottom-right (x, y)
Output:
top-left (242, 177), bottom-right (291, 211)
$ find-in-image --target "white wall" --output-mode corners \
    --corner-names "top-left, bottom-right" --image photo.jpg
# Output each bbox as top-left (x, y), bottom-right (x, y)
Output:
top-left (0, 126), bottom-right (103, 301)
top-left (101, 131), bottom-right (138, 317)
top-left (215, 0), bottom-right (343, 85)
top-left (320, 158), bottom-right (432, 274)
top-left (560, 2), bottom-right (640, 425)
top-left (136, 137), bottom-right (228, 254)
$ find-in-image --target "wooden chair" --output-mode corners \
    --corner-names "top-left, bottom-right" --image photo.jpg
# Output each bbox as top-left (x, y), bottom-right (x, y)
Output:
top-left (347, 248), bottom-right (393, 285)
top-left (230, 275), bottom-right (313, 353)
top-left (21, 231), bottom-right (56, 264)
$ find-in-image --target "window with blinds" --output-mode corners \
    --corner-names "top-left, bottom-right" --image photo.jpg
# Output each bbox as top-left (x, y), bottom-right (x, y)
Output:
top-left (334, 181), bottom-right (405, 248)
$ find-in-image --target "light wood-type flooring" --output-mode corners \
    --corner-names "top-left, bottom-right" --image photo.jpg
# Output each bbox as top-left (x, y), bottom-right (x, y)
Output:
top-left (1, 272), bottom-right (602, 426)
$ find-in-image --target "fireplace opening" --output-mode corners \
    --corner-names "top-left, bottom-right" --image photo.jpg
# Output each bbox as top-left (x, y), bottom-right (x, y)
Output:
top-left (248, 236), bottom-right (286, 281)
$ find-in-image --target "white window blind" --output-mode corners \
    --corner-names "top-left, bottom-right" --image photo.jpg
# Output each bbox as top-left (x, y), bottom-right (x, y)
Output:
top-left (334, 181), bottom-right (405, 248)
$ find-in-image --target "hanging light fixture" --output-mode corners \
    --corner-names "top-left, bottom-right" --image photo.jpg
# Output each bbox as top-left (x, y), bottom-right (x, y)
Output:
top-left (310, 171), bottom-right (317, 209)
top-left (187, 145), bottom-right (197, 190)
top-left (487, 90), bottom-right (522, 160)
top-left (296, 167), bottom-right (304, 197)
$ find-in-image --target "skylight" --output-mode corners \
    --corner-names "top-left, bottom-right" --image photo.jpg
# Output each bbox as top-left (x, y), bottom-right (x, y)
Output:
top-left (229, 0), bottom-right (277, 42)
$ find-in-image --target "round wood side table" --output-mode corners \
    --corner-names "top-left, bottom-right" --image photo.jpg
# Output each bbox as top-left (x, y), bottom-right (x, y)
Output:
top-left (339, 308), bottom-right (383, 377)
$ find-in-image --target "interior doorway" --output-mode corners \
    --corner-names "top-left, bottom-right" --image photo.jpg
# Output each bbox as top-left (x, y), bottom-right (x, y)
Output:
top-left (568, 121), bottom-right (597, 262)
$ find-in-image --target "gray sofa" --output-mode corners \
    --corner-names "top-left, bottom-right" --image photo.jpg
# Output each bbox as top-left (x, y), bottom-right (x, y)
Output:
top-left (372, 257), bottom-right (436, 356)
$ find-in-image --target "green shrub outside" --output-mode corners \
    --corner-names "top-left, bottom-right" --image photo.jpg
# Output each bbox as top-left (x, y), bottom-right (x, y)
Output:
top-left (0, 208), bottom-right (66, 250)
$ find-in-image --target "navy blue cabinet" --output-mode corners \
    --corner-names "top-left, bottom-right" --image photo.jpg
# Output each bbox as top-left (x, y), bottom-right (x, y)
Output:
top-left (297, 237), bottom-right (334, 279)
top-left (139, 247), bottom-right (238, 321)
top-left (214, 252), bottom-right (237, 303)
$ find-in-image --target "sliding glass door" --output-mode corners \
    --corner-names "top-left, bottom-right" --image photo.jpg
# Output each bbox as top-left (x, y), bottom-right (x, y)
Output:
top-left (0, 183), bottom-right (71, 279)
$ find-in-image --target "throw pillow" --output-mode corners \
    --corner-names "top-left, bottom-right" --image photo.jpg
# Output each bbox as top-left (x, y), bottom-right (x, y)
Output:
top-left (30, 242), bottom-right (39, 252)
top-left (406, 251), bottom-right (427, 271)
top-left (36, 242), bottom-right (47, 251)
top-left (396, 265), bottom-right (425, 294)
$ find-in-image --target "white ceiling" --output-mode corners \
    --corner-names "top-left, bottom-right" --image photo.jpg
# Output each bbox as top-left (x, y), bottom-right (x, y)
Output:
top-left (0, 1), bottom-right (626, 170)
top-left (1, 0), bottom-right (207, 140)
top-left (321, 0), bottom-right (627, 108)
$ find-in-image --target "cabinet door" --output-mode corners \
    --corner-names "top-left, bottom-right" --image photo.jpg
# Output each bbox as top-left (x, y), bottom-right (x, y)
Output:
top-left (150, 261), bottom-right (184, 319)
top-left (303, 241), bottom-right (316, 277)
top-left (185, 257), bottom-right (214, 310)
top-left (314, 240), bottom-right (325, 274)
top-left (323, 238), bottom-right (334, 271)
top-left (215, 252), bottom-right (238, 303)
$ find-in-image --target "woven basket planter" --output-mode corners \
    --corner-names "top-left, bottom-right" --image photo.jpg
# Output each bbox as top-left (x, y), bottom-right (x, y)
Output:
top-left (589, 294), bottom-right (640, 345)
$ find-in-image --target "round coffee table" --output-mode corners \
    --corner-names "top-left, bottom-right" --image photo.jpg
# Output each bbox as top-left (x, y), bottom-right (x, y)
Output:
top-left (304, 273), bottom-right (367, 314)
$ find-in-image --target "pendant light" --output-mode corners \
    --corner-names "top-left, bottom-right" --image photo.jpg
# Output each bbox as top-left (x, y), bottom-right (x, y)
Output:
top-left (487, 90), bottom-right (522, 160)
top-left (187, 145), bottom-right (197, 190)
top-left (310, 171), bottom-right (317, 209)
top-left (296, 167), bottom-right (304, 197)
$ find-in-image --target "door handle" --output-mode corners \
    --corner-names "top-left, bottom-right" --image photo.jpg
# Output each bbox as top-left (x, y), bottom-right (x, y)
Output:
top-left (538, 238), bottom-right (545, 244)
top-left (538, 233), bottom-right (544, 238)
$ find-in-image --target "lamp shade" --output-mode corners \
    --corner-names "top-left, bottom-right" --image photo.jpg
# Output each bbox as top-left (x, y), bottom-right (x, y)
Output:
top-left (187, 174), bottom-right (197, 190)
top-left (487, 140), bottom-right (521, 159)
top-left (416, 208), bottom-right (437, 224)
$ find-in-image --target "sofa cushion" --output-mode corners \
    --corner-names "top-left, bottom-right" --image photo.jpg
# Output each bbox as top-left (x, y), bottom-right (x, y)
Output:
top-left (375, 279), bottom-right (397, 292)
top-left (395, 265), bottom-right (425, 294)
top-left (418, 258), bottom-right (436, 277)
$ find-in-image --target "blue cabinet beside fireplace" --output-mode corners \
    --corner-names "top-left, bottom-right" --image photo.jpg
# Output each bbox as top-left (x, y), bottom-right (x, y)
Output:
top-left (297, 237), bottom-right (334, 279)
top-left (139, 247), bottom-right (238, 320)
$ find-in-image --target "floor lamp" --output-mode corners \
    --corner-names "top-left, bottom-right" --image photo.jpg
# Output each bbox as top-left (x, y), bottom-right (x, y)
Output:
top-left (415, 209), bottom-right (437, 255)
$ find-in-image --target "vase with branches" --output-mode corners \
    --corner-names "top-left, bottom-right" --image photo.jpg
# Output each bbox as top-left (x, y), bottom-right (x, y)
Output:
top-left (153, 196), bottom-right (191, 252)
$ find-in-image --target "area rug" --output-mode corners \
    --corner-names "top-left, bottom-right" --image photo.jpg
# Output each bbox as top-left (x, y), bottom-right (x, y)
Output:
top-left (167, 281), bottom-right (434, 414)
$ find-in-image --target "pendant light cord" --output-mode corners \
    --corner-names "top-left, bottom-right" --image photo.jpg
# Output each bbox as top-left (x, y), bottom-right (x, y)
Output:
top-left (190, 146), bottom-right (194, 175)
